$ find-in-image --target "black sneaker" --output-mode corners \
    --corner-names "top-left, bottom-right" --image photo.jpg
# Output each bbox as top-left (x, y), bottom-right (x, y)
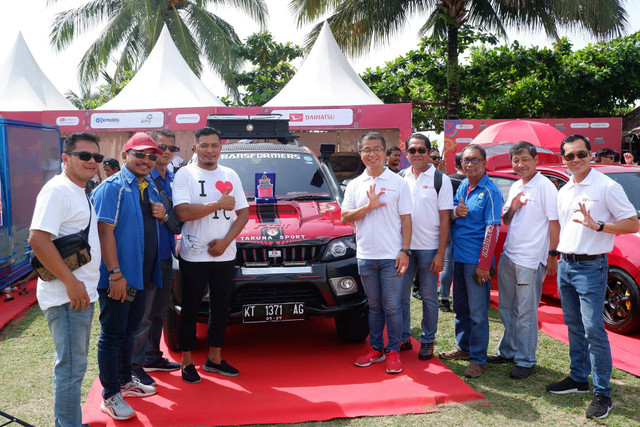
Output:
top-left (399, 340), bottom-right (413, 351)
top-left (546, 376), bottom-right (590, 394)
top-left (132, 366), bottom-right (156, 386)
top-left (181, 364), bottom-right (201, 384)
top-left (418, 342), bottom-right (434, 360)
top-left (202, 359), bottom-right (239, 377)
top-left (411, 289), bottom-right (422, 300)
top-left (487, 353), bottom-right (515, 364)
top-left (143, 358), bottom-right (181, 372)
top-left (586, 393), bottom-right (613, 419)
top-left (439, 300), bottom-right (452, 312)
top-left (509, 365), bottom-right (535, 379)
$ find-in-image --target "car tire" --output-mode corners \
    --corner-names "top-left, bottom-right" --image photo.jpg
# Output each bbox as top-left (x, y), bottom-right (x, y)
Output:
top-left (604, 267), bottom-right (640, 334)
top-left (163, 308), bottom-right (180, 351)
top-left (334, 307), bottom-right (369, 343)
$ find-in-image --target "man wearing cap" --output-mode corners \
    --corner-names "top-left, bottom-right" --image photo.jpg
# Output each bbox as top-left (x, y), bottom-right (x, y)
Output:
top-left (91, 133), bottom-right (166, 420)
top-left (102, 158), bottom-right (120, 178)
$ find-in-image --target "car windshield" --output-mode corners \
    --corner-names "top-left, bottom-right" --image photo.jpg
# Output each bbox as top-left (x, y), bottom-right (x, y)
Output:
top-left (219, 151), bottom-right (333, 200)
top-left (605, 171), bottom-right (640, 216)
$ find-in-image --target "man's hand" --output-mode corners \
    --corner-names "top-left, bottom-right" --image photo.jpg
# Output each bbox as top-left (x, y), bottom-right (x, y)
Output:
top-left (456, 196), bottom-right (468, 217)
top-left (624, 152), bottom-right (635, 165)
top-left (546, 255), bottom-right (558, 277)
top-left (510, 191), bottom-right (527, 211)
top-left (573, 202), bottom-right (598, 230)
top-left (151, 202), bottom-right (166, 220)
top-left (430, 251), bottom-right (445, 274)
top-left (216, 188), bottom-right (236, 211)
top-left (66, 279), bottom-right (91, 311)
top-left (395, 252), bottom-right (409, 275)
top-left (476, 267), bottom-right (491, 285)
top-left (208, 239), bottom-right (230, 257)
top-left (108, 276), bottom-right (128, 303)
top-left (366, 184), bottom-right (387, 211)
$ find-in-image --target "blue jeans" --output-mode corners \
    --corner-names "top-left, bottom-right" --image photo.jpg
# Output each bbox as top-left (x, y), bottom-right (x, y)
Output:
top-left (439, 239), bottom-right (454, 301)
top-left (558, 255), bottom-right (612, 396)
top-left (402, 249), bottom-right (439, 343)
top-left (453, 262), bottom-right (491, 365)
top-left (132, 259), bottom-right (173, 367)
top-left (357, 258), bottom-right (404, 352)
top-left (43, 302), bottom-right (94, 427)
top-left (97, 287), bottom-right (146, 398)
top-left (497, 253), bottom-right (545, 367)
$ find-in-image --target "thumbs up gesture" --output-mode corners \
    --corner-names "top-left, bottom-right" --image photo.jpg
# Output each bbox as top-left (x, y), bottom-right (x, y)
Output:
top-left (217, 187), bottom-right (236, 211)
top-left (151, 202), bottom-right (166, 220)
top-left (456, 196), bottom-right (469, 217)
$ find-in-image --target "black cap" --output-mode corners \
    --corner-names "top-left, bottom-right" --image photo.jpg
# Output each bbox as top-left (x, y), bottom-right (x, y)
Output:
top-left (103, 158), bottom-right (120, 169)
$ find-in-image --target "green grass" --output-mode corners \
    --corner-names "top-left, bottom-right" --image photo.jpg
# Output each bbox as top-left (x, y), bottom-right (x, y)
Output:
top-left (1, 299), bottom-right (639, 426)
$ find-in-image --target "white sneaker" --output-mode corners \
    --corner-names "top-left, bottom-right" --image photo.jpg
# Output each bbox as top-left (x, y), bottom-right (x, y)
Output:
top-left (101, 393), bottom-right (136, 420)
top-left (121, 376), bottom-right (157, 397)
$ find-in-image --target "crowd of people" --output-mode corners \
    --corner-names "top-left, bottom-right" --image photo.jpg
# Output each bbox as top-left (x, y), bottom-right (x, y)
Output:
top-left (27, 128), bottom-right (638, 425)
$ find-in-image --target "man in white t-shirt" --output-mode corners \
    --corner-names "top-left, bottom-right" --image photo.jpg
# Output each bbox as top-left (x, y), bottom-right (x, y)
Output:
top-left (173, 127), bottom-right (249, 384)
top-left (29, 132), bottom-right (103, 427)
top-left (400, 133), bottom-right (453, 361)
top-left (342, 132), bottom-right (412, 374)
top-left (488, 141), bottom-right (559, 380)
top-left (546, 134), bottom-right (638, 419)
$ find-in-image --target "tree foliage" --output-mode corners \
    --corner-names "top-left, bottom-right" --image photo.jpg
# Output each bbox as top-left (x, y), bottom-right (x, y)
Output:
top-left (65, 69), bottom-right (135, 109)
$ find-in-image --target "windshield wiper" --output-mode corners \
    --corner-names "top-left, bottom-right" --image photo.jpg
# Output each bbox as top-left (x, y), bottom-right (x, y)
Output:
top-left (279, 195), bottom-right (332, 201)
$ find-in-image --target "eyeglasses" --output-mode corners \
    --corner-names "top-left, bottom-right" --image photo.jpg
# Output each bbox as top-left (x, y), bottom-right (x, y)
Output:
top-left (128, 151), bottom-right (158, 161)
top-left (157, 145), bottom-right (180, 153)
top-left (66, 151), bottom-right (104, 163)
top-left (407, 147), bottom-right (428, 155)
top-left (431, 156), bottom-right (442, 161)
top-left (462, 157), bottom-right (482, 165)
top-left (359, 147), bottom-right (385, 154)
top-left (563, 150), bottom-right (590, 161)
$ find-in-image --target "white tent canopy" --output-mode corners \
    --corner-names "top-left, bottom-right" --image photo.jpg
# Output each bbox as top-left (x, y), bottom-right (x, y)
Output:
top-left (264, 21), bottom-right (383, 107)
top-left (0, 32), bottom-right (75, 111)
top-left (98, 25), bottom-right (224, 110)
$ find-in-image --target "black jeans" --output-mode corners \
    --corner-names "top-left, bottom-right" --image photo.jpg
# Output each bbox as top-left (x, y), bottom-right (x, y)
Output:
top-left (178, 258), bottom-right (235, 351)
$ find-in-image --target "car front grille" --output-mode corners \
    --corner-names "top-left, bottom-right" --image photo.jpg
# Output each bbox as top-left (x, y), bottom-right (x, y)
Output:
top-left (238, 245), bottom-right (322, 265)
top-left (229, 283), bottom-right (326, 311)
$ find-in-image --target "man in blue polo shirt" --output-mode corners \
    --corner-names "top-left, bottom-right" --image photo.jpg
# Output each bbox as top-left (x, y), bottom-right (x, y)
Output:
top-left (439, 143), bottom-right (502, 379)
top-left (92, 133), bottom-right (165, 420)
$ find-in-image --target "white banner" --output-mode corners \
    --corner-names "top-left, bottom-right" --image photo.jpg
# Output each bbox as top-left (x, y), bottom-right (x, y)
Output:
top-left (90, 112), bottom-right (164, 129)
top-left (270, 109), bottom-right (353, 127)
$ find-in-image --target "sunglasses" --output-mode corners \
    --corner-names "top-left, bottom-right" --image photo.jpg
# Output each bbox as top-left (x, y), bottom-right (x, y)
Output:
top-left (66, 151), bottom-right (104, 163)
top-left (407, 147), bottom-right (428, 155)
top-left (431, 156), bottom-right (442, 161)
top-left (128, 151), bottom-right (158, 161)
top-left (462, 157), bottom-right (482, 165)
top-left (563, 150), bottom-right (590, 161)
top-left (157, 144), bottom-right (180, 153)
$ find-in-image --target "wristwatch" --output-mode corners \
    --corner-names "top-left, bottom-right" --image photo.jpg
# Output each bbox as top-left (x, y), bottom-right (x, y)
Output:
top-left (399, 248), bottom-right (412, 256)
top-left (596, 221), bottom-right (605, 232)
top-left (548, 250), bottom-right (560, 257)
top-left (109, 267), bottom-right (121, 275)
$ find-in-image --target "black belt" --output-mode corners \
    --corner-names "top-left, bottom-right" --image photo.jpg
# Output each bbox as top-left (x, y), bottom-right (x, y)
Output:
top-left (561, 253), bottom-right (605, 262)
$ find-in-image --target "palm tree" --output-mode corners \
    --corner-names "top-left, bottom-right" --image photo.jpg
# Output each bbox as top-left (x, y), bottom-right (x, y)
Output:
top-left (290, 0), bottom-right (628, 119)
top-left (48, 0), bottom-right (268, 95)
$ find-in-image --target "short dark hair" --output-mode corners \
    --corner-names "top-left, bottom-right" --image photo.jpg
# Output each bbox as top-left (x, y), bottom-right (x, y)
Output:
top-left (358, 132), bottom-right (386, 151)
top-left (455, 152), bottom-right (463, 170)
top-left (150, 129), bottom-right (176, 142)
top-left (386, 145), bottom-right (401, 156)
top-left (509, 141), bottom-right (537, 159)
top-left (63, 132), bottom-right (100, 153)
top-left (195, 127), bottom-right (222, 143)
top-left (461, 143), bottom-right (487, 160)
top-left (102, 158), bottom-right (120, 170)
top-left (405, 133), bottom-right (431, 150)
top-left (560, 134), bottom-right (591, 155)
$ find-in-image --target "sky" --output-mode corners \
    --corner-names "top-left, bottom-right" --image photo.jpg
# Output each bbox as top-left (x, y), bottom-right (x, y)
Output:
top-left (2, 0), bottom-right (640, 98)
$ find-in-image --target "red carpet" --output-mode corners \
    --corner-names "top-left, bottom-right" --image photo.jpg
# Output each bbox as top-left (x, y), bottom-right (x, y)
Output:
top-left (0, 279), bottom-right (37, 331)
top-left (489, 290), bottom-right (640, 377)
top-left (83, 319), bottom-right (484, 426)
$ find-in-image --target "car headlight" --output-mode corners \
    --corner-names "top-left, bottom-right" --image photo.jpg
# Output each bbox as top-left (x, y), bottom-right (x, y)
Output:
top-left (322, 235), bottom-right (357, 261)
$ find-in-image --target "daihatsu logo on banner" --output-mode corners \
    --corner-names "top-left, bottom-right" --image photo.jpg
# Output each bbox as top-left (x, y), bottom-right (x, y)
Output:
top-left (271, 109), bottom-right (354, 126)
top-left (91, 112), bottom-right (164, 129)
top-left (56, 116), bottom-right (80, 126)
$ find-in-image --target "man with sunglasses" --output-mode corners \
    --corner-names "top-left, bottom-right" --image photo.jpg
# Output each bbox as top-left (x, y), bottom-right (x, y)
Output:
top-left (546, 134), bottom-right (638, 419)
top-left (29, 132), bottom-right (103, 427)
top-left (131, 130), bottom-right (182, 387)
top-left (400, 133), bottom-right (453, 360)
top-left (91, 133), bottom-right (166, 420)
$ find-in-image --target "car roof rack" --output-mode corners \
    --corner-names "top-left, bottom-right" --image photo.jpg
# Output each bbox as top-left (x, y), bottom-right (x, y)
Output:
top-left (206, 114), bottom-right (300, 145)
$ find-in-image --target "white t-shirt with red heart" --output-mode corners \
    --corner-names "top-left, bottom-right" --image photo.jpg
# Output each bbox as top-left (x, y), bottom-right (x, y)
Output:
top-left (173, 163), bottom-right (249, 262)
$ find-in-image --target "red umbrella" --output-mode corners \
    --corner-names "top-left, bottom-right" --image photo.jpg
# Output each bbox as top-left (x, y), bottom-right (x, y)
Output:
top-left (472, 119), bottom-right (566, 153)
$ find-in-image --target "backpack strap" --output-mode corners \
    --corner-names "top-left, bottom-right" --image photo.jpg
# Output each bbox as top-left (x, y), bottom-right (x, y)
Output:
top-left (434, 168), bottom-right (443, 196)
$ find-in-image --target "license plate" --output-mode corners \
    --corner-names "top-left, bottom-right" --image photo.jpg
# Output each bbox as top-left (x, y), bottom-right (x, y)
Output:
top-left (242, 302), bottom-right (305, 323)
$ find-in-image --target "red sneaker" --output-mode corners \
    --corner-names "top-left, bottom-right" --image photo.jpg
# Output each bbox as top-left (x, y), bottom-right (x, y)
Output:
top-left (354, 348), bottom-right (386, 367)
top-left (386, 350), bottom-right (402, 374)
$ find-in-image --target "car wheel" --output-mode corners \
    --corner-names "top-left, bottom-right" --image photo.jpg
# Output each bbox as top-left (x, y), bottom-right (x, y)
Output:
top-left (163, 308), bottom-right (180, 351)
top-left (603, 267), bottom-right (640, 334)
top-left (334, 307), bottom-right (369, 343)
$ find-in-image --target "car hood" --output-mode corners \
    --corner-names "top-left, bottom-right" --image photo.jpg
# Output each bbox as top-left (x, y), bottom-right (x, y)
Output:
top-left (238, 200), bottom-right (353, 245)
